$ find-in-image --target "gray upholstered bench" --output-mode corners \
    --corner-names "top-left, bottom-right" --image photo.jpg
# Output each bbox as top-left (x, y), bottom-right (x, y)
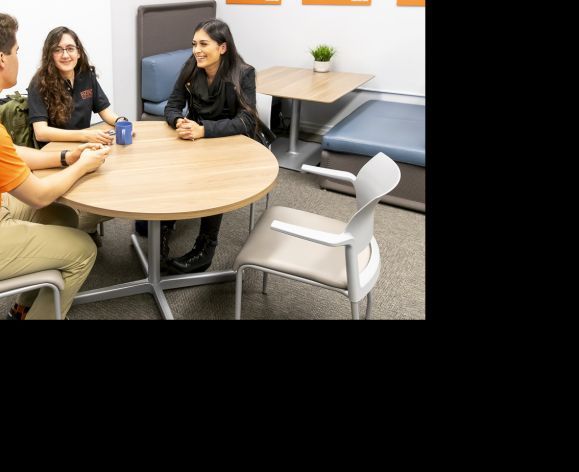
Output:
top-left (141, 48), bottom-right (191, 120)
top-left (320, 100), bottom-right (425, 213)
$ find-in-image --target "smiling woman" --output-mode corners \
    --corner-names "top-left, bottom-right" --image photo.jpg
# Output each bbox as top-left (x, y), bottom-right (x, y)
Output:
top-left (24, 25), bottom-right (126, 243)
top-left (154, 18), bottom-right (263, 276)
top-left (0, 0), bottom-right (114, 106)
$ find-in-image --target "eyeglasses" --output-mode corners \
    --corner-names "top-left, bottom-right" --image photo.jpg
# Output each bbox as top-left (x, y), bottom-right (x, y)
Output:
top-left (53, 46), bottom-right (78, 56)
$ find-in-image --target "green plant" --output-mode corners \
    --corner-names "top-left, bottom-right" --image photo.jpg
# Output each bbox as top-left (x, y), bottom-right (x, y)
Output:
top-left (309, 44), bottom-right (337, 62)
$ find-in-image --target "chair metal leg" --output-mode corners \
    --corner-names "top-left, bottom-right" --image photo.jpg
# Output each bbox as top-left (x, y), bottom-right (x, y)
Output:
top-left (235, 269), bottom-right (244, 320)
top-left (351, 302), bottom-right (361, 321)
top-left (249, 203), bottom-right (255, 232)
top-left (365, 292), bottom-right (373, 320)
top-left (262, 273), bottom-right (269, 295)
top-left (266, 193), bottom-right (270, 209)
top-left (51, 285), bottom-right (62, 320)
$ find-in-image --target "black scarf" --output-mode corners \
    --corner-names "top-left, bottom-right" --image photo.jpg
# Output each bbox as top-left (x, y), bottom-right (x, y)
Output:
top-left (188, 69), bottom-right (227, 121)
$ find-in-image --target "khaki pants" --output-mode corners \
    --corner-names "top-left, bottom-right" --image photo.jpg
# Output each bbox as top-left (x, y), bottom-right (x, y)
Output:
top-left (0, 193), bottom-right (97, 320)
top-left (77, 211), bottom-right (112, 234)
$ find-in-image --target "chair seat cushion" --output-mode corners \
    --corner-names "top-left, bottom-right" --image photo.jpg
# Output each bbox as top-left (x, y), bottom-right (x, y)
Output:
top-left (141, 49), bottom-right (191, 103)
top-left (322, 100), bottom-right (425, 167)
top-left (234, 206), bottom-right (371, 289)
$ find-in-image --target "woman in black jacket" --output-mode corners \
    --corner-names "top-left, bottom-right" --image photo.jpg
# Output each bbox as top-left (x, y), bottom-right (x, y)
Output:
top-left (162, 19), bottom-right (259, 274)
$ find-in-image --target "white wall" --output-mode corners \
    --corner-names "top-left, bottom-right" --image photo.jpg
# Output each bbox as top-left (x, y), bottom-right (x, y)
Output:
top-left (218, 0), bottom-right (425, 133)
top-left (0, 0), bottom-right (114, 124)
top-left (109, 0), bottom-right (425, 129)
top-left (111, 0), bottom-right (201, 122)
top-left (219, 0), bottom-right (424, 95)
top-left (3, 0), bottom-right (424, 131)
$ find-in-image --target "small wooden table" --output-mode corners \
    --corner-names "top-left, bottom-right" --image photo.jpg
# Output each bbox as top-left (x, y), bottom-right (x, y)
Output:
top-left (257, 66), bottom-right (374, 171)
top-left (38, 121), bottom-right (279, 319)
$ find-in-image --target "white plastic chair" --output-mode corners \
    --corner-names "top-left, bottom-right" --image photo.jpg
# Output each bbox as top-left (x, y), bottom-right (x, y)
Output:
top-left (0, 270), bottom-right (65, 320)
top-left (234, 152), bottom-right (401, 320)
top-left (249, 93), bottom-right (274, 231)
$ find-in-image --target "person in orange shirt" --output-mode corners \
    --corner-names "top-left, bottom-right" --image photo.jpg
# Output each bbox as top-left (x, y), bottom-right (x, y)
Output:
top-left (0, 13), bottom-right (110, 320)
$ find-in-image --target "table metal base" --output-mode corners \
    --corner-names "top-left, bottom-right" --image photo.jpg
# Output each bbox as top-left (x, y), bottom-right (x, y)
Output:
top-left (73, 221), bottom-right (236, 320)
top-left (270, 137), bottom-right (322, 171)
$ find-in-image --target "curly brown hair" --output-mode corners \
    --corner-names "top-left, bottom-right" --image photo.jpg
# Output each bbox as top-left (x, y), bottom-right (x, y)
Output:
top-left (31, 27), bottom-right (92, 127)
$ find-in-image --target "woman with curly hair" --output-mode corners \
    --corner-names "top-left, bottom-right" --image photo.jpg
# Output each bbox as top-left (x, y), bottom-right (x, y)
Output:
top-left (28, 27), bottom-right (123, 146)
top-left (27, 27), bottom-right (125, 244)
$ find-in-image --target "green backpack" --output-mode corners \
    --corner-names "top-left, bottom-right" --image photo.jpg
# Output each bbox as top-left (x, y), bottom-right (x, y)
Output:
top-left (0, 91), bottom-right (40, 149)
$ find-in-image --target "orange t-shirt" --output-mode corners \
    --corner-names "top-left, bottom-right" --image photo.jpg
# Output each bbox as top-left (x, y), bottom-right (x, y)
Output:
top-left (0, 123), bottom-right (31, 207)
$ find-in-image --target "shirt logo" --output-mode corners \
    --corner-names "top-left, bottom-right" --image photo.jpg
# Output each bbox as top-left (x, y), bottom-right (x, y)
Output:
top-left (80, 89), bottom-right (93, 100)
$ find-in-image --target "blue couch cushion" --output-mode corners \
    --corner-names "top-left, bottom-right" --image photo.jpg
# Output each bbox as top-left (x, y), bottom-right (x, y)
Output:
top-left (142, 49), bottom-right (191, 103)
top-left (143, 100), bottom-right (168, 117)
top-left (322, 100), bottom-right (425, 167)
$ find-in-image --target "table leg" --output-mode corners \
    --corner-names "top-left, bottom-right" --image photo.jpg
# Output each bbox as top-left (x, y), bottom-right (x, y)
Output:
top-left (269, 98), bottom-right (322, 172)
top-left (73, 220), bottom-right (236, 319)
top-left (147, 221), bottom-right (174, 320)
top-left (289, 99), bottom-right (301, 154)
top-left (131, 233), bottom-right (148, 275)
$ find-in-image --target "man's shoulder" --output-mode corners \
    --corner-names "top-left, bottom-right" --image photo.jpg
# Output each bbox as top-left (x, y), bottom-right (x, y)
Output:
top-left (0, 123), bottom-right (18, 156)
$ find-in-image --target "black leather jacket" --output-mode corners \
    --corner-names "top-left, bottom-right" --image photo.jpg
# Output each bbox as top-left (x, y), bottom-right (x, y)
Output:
top-left (164, 59), bottom-right (257, 139)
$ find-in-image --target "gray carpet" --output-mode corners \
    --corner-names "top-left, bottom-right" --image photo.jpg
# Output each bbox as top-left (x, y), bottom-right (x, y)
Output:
top-left (2, 168), bottom-right (425, 320)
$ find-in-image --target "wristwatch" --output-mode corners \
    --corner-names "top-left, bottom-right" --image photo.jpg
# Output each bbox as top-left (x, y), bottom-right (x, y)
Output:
top-left (61, 150), bottom-right (70, 167)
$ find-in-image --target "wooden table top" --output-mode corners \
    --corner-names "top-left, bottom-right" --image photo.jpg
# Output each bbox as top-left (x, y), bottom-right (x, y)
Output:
top-left (37, 122), bottom-right (279, 221)
top-left (257, 66), bottom-right (374, 103)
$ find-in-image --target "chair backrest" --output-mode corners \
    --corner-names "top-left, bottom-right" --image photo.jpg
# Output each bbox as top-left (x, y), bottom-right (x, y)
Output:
top-left (341, 153), bottom-right (400, 301)
top-left (256, 93), bottom-right (273, 129)
top-left (347, 152), bottom-right (401, 254)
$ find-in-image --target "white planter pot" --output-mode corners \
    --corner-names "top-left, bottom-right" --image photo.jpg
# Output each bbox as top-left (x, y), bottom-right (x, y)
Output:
top-left (314, 61), bottom-right (331, 73)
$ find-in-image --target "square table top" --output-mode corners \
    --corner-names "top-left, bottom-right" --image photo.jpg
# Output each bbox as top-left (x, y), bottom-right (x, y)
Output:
top-left (257, 66), bottom-right (374, 104)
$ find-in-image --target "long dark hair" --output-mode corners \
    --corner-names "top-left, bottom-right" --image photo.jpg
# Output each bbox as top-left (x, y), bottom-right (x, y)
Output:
top-left (31, 27), bottom-right (92, 127)
top-left (180, 19), bottom-right (259, 134)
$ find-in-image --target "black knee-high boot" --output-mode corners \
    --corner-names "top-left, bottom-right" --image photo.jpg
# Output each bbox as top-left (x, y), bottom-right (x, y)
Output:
top-left (168, 215), bottom-right (222, 274)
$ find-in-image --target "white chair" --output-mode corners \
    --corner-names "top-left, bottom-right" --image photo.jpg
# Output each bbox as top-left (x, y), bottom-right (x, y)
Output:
top-left (0, 270), bottom-right (65, 320)
top-left (249, 93), bottom-right (274, 231)
top-left (234, 152), bottom-right (401, 320)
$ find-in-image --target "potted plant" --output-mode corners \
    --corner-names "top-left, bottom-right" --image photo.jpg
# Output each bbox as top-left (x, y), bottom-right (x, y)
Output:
top-left (310, 44), bottom-right (337, 73)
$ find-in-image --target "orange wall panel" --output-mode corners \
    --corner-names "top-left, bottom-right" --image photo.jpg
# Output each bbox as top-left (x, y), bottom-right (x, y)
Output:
top-left (226, 0), bottom-right (281, 4)
top-left (302, 1), bottom-right (372, 5)
top-left (397, 0), bottom-right (426, 6)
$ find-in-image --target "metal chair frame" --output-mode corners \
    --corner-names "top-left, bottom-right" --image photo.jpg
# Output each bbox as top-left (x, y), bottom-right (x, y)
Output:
top-left (235, 152), bottom-right (401, 320)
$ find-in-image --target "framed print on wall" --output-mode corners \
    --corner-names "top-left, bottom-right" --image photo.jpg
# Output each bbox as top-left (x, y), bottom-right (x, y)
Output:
top-left (302, 1), bottom-right (371, 5)
top-left (226, 0), bottom-right (281, 4)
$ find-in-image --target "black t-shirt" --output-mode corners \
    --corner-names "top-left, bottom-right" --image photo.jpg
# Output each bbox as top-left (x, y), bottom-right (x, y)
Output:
top-left (27, 67), bottom-right (110, 132)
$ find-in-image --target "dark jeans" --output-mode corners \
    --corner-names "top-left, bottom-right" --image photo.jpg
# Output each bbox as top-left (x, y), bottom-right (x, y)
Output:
top-left (135, 215), bottom-right (223, 241)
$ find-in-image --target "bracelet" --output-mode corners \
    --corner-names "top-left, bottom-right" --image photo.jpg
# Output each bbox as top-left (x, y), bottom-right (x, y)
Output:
top-left (115, 116), bottom-right (128, 124)
top-left (61, 150), bottom-right (70, 168)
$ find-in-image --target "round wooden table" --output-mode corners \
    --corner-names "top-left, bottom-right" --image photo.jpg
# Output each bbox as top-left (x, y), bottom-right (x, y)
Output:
top-left (38, 121), bottom-right (279, 319)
